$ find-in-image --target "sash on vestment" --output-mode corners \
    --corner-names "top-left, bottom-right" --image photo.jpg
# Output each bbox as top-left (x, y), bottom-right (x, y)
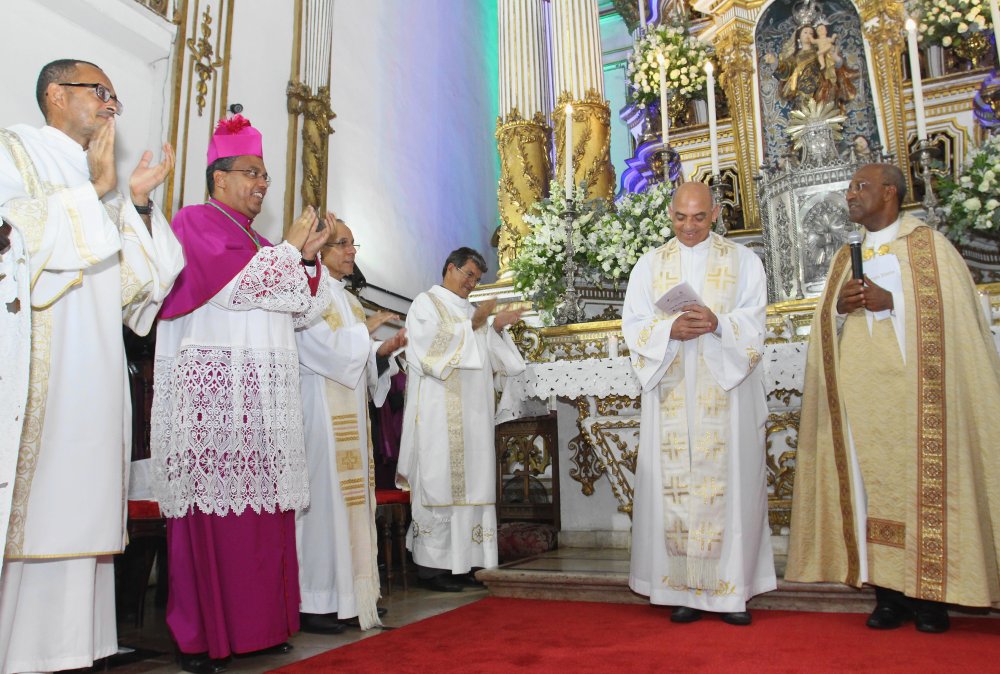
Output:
top-left (322, 293), bottom-right (381, 629)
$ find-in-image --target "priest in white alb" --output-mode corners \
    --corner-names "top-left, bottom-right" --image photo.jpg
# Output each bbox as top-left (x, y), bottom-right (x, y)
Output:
top-left (295, 217), bottom-right (406, 634)
top-left (398, 247), bottom-right (525, 592)
top-left (0, 58), bottom-right (182, 673)
top-left (622, 182), bottom-right (775, 626)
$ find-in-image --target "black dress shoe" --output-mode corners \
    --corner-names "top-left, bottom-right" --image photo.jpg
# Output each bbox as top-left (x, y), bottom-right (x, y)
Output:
top-left (866, 603), bottom-right (911, 629)
top-left (177, 652), bottom-right (227, 674)
top-left (913, 600), bottom-right (950, 633)
top-left (670, 606), bottom-right (702, 623)
top-left (721, 611), bottom-right (752, 626)
top-left (300, 612), bottom-right (346, 634)
top-left (454, 572), bottom-right (486, 588)
top-left (418, 575), bottom-right (464, 592)
top-left (234, 642), bottom-right (293, 658)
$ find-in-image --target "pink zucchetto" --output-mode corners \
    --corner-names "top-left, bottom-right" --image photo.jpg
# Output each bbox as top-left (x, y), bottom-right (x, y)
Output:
top-left (206, 114), bottom-right (263, 164)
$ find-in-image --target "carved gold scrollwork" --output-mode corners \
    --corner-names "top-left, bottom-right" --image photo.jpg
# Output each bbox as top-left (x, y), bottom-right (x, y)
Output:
top-left (186, 7), bottom-right (223, 117)
top-left (555, 89), bottom-right (616, 203)
top-left (509, 320), bottom-right (546, 362)
top-left (568, 398), bottom-right (605, 495)
top-left (496, 109), bottom-right (551, 273)
top-left (715, 22), bottom-right (760, 227)
top-left (287, 82), bottom-right (336, 211)
top-left (765, 409), bottom-right (800, 534)
top-left (583, 417), bottom-right (640, 514)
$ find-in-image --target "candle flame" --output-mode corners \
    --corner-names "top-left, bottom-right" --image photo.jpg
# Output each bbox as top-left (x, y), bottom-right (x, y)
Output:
top-left (705, 61), bottom-right (714, 75)
top-left (566, 103), bottom-right (573, 115)
top-left (905, 17), bottom-right (916, 31)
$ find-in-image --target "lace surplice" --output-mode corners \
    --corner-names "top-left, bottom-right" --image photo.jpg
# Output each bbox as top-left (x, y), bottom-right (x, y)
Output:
top-left (152, 242), bottom-right (330, 517)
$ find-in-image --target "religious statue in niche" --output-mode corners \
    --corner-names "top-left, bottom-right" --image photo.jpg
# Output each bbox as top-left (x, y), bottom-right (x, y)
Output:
top-left (766, 21), bottom-right (858, 113)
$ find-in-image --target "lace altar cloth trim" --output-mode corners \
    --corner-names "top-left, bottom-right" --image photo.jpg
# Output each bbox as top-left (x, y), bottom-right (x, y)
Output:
top-left (151, 345), bottom-right (310, 517)
top-left (505, 343), bottom-right (808, 401)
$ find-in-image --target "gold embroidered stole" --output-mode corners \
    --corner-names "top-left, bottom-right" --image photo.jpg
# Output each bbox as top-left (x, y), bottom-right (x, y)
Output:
top-left (813, 246), bottom-right (861, 585)
top-left (905, 226), bottom-right (948, 601)
top-left (0, 130), bottom-right (54, 557)
top-left (655, 235), bottom-right (739, 590)
top-left (426, 293), bottom-right (467, 505)
top-left (321, 293), bottom-right (381, 628)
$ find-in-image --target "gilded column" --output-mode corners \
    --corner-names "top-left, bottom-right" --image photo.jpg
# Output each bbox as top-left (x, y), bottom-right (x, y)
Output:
top-left (285, 0), bottom-right (336, 231)
top-left (550, 0), bottom-right (615, 203)
top-left (714, 16), bottom-right (761, 228)
top-left (858, 0), bottom-right (912, 189)
top-left (497, 0), bottom-right (551, 275)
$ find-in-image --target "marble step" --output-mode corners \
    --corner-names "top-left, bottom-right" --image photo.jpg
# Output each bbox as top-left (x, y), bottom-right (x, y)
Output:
top-left (478, 568), bottom-right (875, 612)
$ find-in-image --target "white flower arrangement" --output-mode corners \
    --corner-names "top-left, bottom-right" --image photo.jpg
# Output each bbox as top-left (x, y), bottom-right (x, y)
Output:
top-left (625, 24), bottom-right (711, 107)
top-left (907, 0), bottom-right (992, 48)
top-left (585, 182), bottom-right (675, 283)
top-left (940, 133), bottom-right (1000, 241)
top-left (511, 181), bottom-right (674, 324)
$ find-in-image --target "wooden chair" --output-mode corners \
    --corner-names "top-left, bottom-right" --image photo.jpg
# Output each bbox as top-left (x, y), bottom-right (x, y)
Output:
top-left (374, 488), bottom-right (410, 594)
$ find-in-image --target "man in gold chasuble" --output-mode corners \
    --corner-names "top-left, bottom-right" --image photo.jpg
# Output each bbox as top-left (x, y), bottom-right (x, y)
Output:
top-left (787, 164), bottom-right (1000, 633)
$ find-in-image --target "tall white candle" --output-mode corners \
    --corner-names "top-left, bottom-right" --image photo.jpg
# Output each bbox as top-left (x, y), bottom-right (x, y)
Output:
top-left (906, 18), bottom-right (928, 141)
top-left (564, 103), bottom-right (574, 199)
top-left (705, 61), bottom-right (719, 175)
top-left (990, 0), bottom-right (1000, 64)
top-left (638, 0), bottom-right (646, 32)
top-left (659, 61), bottom-right (669, 148)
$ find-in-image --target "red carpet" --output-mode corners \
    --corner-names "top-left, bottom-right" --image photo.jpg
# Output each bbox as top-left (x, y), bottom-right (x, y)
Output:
top-left (270, 597), bottom-right (1000, 673)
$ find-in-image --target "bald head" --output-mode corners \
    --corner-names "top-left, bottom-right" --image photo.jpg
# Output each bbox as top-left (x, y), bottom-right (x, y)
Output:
top-left (669, 181), bottom-right (719, 247)
top-left (673, 181), bottom-right (714, 208)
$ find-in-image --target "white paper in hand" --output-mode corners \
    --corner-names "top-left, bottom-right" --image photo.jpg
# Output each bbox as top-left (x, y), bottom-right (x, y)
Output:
top-left (655, 281), bottom-right (705, 315)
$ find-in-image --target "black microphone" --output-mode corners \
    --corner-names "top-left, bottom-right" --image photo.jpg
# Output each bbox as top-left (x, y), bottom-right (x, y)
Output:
top-left (847, 231), bottom-right (864, 281)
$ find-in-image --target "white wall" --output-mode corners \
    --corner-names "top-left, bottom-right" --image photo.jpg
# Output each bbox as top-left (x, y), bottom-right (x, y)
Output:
top-left (326, 0), bottom-right (500, 298)
top-left (0, 0), bottom-right (175, 200)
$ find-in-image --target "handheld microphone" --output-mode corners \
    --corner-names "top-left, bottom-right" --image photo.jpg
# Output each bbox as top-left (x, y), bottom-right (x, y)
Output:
top-left (847, 231), bottom-right (864, 281)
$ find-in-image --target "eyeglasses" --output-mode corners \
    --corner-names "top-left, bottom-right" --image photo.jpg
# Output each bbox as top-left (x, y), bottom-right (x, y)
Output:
top-left (846, 180), bottom-right (890, 194)
top-left (453, 266), bottom-right (482, 284)
top-left (220, 168), bottom-right (272, 185)
top-left (323, 238), bottom-right (360, 250)
top-left (58, 82), bottom-right (123, 115)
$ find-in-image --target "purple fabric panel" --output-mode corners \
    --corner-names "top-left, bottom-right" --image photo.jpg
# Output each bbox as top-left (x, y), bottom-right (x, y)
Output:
top-left (159, 200), bottom-right (273, 319)
top-left (377, 370), bottom-right (406, 461)
top-left (165, 509), bottom-right (300, 658)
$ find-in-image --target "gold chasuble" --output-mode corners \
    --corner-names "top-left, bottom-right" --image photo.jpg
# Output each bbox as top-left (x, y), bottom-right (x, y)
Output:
top-left (320, 293), bottom-right (381, 629)
top-left (787, 215), bottom-right (1000, 607)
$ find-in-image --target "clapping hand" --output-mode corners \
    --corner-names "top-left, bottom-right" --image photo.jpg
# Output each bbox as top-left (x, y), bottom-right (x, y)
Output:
top-left (472, 298), bottom-right (497, 331)
top-left (377, 328), bottom-right (408, 356)
top-left (493, 305), bottom-right (523, 333)
top-left (366, 310), bottom-right (398, 336)
top-left (87, 117), bottom-right (116, 198)
top-left (129, 143), bottom-right (175, 206)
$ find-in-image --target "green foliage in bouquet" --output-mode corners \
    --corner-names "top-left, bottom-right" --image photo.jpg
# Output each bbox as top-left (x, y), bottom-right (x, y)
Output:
top-left (940, 133), bottom-right (1000, 242)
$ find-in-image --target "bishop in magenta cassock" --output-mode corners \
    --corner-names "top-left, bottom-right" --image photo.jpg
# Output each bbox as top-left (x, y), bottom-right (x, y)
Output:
top-left (151, 116), bottom-right (331, 673)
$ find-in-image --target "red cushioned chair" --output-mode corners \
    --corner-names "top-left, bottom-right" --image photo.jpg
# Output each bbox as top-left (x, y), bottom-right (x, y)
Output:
top-left (374, 488), bottom-right (410, 594)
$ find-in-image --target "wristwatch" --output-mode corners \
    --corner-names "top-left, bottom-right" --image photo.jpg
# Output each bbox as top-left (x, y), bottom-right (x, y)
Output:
top-left (134, 200), bottom-right (154, 216)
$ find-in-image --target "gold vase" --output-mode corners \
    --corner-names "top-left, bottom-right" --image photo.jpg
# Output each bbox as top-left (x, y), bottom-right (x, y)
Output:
top-left (953, 31), bottom-right (990, 68)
